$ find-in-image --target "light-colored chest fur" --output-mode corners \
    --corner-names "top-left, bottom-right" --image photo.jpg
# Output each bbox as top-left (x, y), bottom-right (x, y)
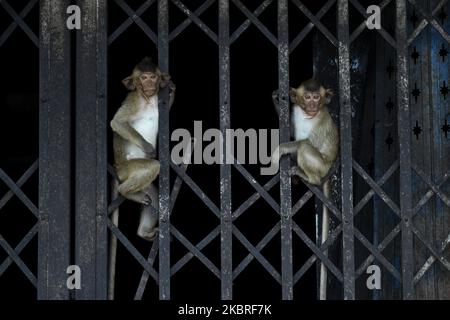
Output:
top-left (292, 105), bottom-right (319, 140)
top-left (126, 95), bottom-right (158, 160)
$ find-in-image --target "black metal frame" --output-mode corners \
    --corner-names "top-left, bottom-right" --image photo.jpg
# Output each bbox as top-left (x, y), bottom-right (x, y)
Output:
top-left (0, 0), bottom-right (449, 300)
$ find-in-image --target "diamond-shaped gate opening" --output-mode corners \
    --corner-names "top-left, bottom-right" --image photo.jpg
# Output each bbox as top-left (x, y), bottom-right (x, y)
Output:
top-left (170, 177), bottom-right (219, 246)
top-left (0, 195), bottom-right (37, 247)
top-left (233, 191), bottom-right (279, 244)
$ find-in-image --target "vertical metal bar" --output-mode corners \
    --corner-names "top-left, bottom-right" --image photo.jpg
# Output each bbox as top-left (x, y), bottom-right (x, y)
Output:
top-left (277, 0), bottom-right (293, 300)
top-left (75, 0), bottom-right (108, 300)
top-left (219, 0), bottom-right (233, 300)
top-left (337, 0), bottom-right (355, 300)
top-left (38, 0), bottom-right (72, 300)
top-left (158, 0), bottom-right (171, 300)
top-left (396, 0), bottom-right (414, 300)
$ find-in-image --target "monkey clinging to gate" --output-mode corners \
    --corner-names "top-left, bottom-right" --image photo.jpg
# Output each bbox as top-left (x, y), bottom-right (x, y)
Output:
top-left (110, 57), bottom-right (176, 241)
top-left (271, 78), bottom-right (339, 300)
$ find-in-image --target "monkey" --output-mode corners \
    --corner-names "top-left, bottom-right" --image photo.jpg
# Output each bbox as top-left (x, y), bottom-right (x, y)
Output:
top-left (110, 56), bottom-right (175, 241)
top-left (271, 78), bottom-right (339, 300)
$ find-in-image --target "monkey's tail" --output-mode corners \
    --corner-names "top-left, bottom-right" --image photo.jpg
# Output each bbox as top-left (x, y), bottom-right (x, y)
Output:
top-left (108, 179), bottom-right (120, 300)
top-left (319, 179), bottom-right (330, 300)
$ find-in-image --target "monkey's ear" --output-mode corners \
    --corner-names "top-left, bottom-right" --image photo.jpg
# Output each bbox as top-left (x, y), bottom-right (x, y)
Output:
top-left (159, 73), bottom-right (171, 88)
top-left (289, 87), bottom-right (298, 104)
top-left (324, 88), bottom-right (334, 104)
top-left (122, 76), bottom-right (136, 91)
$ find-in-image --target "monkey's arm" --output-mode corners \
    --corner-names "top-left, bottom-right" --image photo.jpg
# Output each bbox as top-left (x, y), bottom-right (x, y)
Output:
top-left (110, 105), bottom-right (156, 157)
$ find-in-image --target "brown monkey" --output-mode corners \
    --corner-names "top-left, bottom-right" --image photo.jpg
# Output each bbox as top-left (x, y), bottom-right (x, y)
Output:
top-left (271, 79), bottom-right (338, 184)
top-left (110, 57), bottom-right (175, 240)
top-left (271, 79), bottom-right (339, 300)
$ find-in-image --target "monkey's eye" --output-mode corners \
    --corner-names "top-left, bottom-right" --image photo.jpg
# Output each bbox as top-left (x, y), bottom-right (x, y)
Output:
top-left (313, 94), bottom-right (320, 100)
top-left (304, 95), bottom-right (311, 100)
top-left (150, 74), bottom-right (157, 80)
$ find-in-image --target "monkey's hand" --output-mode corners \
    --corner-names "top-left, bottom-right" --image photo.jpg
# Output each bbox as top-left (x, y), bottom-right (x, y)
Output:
top-left (168, 81), bottom-right (176, 109)
top-left (141, 142), bottom-right (157, 159)
top-left (169, 81), bottom-right (176, 92)
top-left (272, 90), bottom-right (279, 105)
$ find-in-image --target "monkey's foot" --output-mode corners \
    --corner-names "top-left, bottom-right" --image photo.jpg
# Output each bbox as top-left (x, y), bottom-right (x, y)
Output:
top-left (123, 191), bottom-right (152, 205)
top-left (290, 167), bottom-right (324, 186)
top-left (289, 167), bottom-right (308, 181)
top-left (137, 226), bottom-right (158, 242)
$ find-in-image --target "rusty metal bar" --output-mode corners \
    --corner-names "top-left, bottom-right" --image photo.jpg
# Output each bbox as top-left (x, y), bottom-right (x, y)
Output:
top-left (337, 0), bottom-right (355, 300)
top-left (75, 0), bottom-right (108, 300)
top-left (219, 0), bottom-right (233, 300)
top-left (277, 0), bottom-right (293, 300)
top-left (396, 0), bottom-right (415, 300)
top-left (158, 0), bottom-right (171, 300)
top-left (38, 0), bottom-right (72, 300)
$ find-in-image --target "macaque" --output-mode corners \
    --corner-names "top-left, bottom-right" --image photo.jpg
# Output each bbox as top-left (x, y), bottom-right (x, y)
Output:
top-left (271, 79), bottom-right (339, 300)
top-left (110, 57), bottom-right (175, 241)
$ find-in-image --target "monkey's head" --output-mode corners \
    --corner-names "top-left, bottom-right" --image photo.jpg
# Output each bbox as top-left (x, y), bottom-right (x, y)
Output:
top-left (290, 79), bottom-right (333, 117)
top-left (122, 57), bottom-right (171, 98)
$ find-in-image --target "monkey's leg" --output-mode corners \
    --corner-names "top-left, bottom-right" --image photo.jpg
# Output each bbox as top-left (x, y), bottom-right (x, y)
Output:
top-left (297, 142), bottom-right (327, 185)
top-left (116, 159), bottom-right (160, 204)
top-left (137, 184), bottom-right (159, 241)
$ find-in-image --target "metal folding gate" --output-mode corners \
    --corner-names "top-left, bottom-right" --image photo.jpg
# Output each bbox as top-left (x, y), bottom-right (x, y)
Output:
top-left (0, 0), bottom-right (449, 300)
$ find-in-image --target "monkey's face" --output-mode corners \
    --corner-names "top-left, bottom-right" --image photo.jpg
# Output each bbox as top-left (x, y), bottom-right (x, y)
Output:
top-left (301, 91), bottom-right (322, 116)
top-left (137, 72), bottom-right (160, 98)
